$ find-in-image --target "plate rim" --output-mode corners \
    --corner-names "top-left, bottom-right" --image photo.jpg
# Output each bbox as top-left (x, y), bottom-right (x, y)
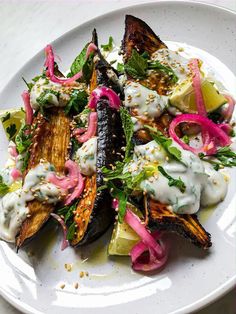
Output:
top-left (0, 1), bottom-right (235, 314)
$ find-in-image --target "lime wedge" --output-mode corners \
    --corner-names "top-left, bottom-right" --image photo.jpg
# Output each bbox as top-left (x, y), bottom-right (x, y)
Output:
top-left (170, 79), bottom-right (227, 113)
top-left (0, 109), bottom-right (25, 140)
top-left (108, 203), bottom-right (143, 256)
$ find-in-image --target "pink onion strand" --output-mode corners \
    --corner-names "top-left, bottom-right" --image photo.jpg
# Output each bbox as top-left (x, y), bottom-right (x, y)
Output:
top-left (73, 112), bottom-right (97, 143)
top-left (50, 213), bottom-right (69, 250)
top-left (21, 90), bottom-right (33, 125)
top-left (221, 94), bottom-right (235, 122)
top-left (44, 43), bottom-right (97, 85)
top-left (11, 168), bottom-right (22, 181)
top-left (88, 87), bottom-right (121, 110)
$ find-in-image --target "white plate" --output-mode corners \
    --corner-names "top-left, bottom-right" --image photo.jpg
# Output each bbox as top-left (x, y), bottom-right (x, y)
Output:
top-left (0, 1), bottom-right (236, 314)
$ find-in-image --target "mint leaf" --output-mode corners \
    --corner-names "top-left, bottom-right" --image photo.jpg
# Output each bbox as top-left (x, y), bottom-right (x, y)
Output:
top-left (158, 166), bottom-right (186, 193)
top-left (101, 36), bottom-right (113, 52)
top-left (145, 125), bottom-right (182, 162)
top-left (148, 60), bottom-right (178, 83)
top-left (120, 107), bottom-right (134, 160)
top-left (117, 63), bottom-right (124, 74)
top-left (124, 49), bottom-right (148, 79)
top-left (64, 90), bottom-right (88, 116)
top-left (70, 43), bottom-right (88, 76)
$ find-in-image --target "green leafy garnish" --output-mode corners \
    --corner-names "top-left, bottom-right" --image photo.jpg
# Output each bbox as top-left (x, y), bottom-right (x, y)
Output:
top-left (67, 222), bottom-right (76, 241)
top-left (36, 89), bottom-right (60, 110)
top-left (158, 166), bottom-right (186, 193)
top-left (1, 112), bottom-right (10, 123)
top-left (22, 77), bottom-right (34, 91)
top-left (21, 151), bottom-right (30, 173)
top-left (182, 135), bottom-right (190, 144)
top-left (200, 146), bottom-right (236, 170)
top-left (6, 124), bottom-right (17, 139)
top-left (82, 53), bottom-right (94, 84)
top-left (120, 107), bottom-right (134, 160)
top-left (124, 49), bottom-right (148, 79)
top-left (15, 125), bottom-right (32, 154)
top-left (101, 36), bottom-right (113, 51)
top-left (64, 90), bottom-right (88, 116)
top-left (57, 200), bottom-right (79, 240)
top-left (117, 63), bottom-right (124, 74)
top-left (0, 175), bottom-right (9, 196)
top-left (148, 60), bottom-right (179, 83)
top-left (145, 125), bottom-right (182, 162)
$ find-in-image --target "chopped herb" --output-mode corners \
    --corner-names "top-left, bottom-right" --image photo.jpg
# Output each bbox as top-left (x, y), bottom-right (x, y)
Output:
top-left (117, 62), bottom-right (124, 74)
top-left (15, 124), bottom-right (32, 154)
top-left (120, 107), bottom-right (134, 160)
top-left (6, 124), bottom-right (17, 139)
top-left (36, 89), bottom-right (60, 109)
top-left (108, 182), bottom-right (128, 223)
top-left (141, 51), bottom-right (150, 59)
top-left (64, 90), bottom-right (88, 116)
top-left (200, 146), bottom-right (236, 169)
top-left (101, 36), bottom-right (113, 51)
top-left (145, 125), bottom-right (182, 162)
top-left (182, 135), bottom-right (190, 144)
top-left (82, 53), bottom-right (94, 84)
top-left (148, 60), bottom-right (178, 83)
top-left (1, 112), bottom-right (10, 123)
top-left (22, 77), bottom-right (34, 91)
top-left (0, 175), bottom-right (9, 196)
top-left (67, 222), bottom-right (76, 241)
top-left (21, 151), bottom-right (30, 173)
top-left (109, 60), bottom-right (116, 65)
top-left (124, 49), bottom-right (148, 79)
top-left (158, 166), bottom-right (186, 193)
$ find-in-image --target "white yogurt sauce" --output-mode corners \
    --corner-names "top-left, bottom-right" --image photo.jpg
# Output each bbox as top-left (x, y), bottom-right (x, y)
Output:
top-left (30, 78), bottom-right (70, 110)
top-left (76, 137), bottom-right (97, 176)
top-left (0, 162), bottom-right (62, 242)
top-left (124, 81), bottom-right (168, 119)
top-left (127, 141), bottom-right (228, 214)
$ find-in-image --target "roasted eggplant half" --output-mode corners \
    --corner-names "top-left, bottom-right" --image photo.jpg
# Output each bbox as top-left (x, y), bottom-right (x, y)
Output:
top-left (16, 109), bottom-right (71, 248)
top-left (71, 34), bottom-right (124, 246)
top-left (122, 15), bottom-right (212, 249)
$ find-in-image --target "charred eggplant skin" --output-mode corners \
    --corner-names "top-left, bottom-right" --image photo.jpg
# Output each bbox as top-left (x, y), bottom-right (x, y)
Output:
top-left (78, 99), bottom-right (124, 245)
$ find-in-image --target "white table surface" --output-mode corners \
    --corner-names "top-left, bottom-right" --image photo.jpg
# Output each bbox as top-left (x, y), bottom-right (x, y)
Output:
top-left (0, 0), bottom-right (235, 313)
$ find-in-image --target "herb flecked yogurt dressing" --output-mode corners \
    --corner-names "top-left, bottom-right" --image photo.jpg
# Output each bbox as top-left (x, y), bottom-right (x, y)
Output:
top-left (126, 140), bottom-right (228, 214)
top-left (0, 162), bottom-right (62, 242)
top-left (76, 137), bottom-right (97, 176)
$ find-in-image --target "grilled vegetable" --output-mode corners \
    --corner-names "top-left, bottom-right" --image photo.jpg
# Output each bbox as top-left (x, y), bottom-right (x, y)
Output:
top-left (71, 32), bottom-right (124, 246)
top-left (148, 199), bottom-right (212, 249)
top-left (16, 109), bottom-right (71, 248)
top-left (122, 15), bottom-right (212, 249)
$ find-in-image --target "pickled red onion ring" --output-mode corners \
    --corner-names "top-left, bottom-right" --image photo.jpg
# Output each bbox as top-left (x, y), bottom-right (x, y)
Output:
top-left (21, 90), bottom-right (33, 125)
top-left (221, 94), bottom-right (235, 122)
top-left (88, 87), bottom-right (121, 110)
top-left (11, 168), bottom-right (22, 181)
top-left (73, 112), bottom-right (97, 143)
top-left (44, 43), bottom-right (97, 85)
top-left (50, 213), bottom-right (69, 250)
top-left (169, 113), bottom-right (231, 155)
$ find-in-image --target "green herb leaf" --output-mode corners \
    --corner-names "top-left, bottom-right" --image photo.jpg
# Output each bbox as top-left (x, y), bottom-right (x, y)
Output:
top-left (70, 43), bottom-right (89, 77)
top-left (124, 49), bottom-right (148, 79)
top-left (182, 135), bottom-right (190, 144)
top-left (148, 60), bottom-right (178, 83)
top-left (158, 166), bottom-right (186, 193)
top-left (101, 36), bottom-right (113, 52)
top-left (1, 112), bottom-right (10, 123)
top-left (22, 77), bottom-right (34, 91)
top-left (15, 124), bottom-right (32, 154)
top-left (200, 146), bottom-right (236, 169)
top-left (64, 90), bottom-right (88, 116)
top-left (145, 125), bottom-right (182, 162)
top-left (141, 51), bottom-right (150, 59)
top-left (0, 175), bottom-right (9, 196)
top-left (6, 124), bottom-right (17, 139)
top-left (120, 107), bottom-right (134, 161)
top-left (117, 63), bottom-right (124, 74)
top-left (21, 151), bottom-right (30, 173)
top-left (67, 222), bottom-right (76, 241)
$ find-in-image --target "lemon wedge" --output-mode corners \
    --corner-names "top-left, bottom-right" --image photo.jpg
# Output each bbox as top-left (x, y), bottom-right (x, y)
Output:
top-left (0, 109), bottom-right (25, 140)
top-left (108, 203), bottom-right (143, 256)
top-left (170, 79), bottom-right (227, 113)
top-left (9, 181), bottom-right (22, 192)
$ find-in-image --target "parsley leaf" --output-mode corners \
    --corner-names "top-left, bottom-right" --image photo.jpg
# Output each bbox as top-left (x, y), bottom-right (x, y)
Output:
top-left (0, 175), bottom-right (9, 196)
top-left (101, 36), bottom-right (113, 51)
top-left (1, 112), bottom-right (10, 123)
top-left (120, 107), bottom-right (134, 161)
top-left (182, 135), bottom-right (190, 144)
top-left (124, 49), bottom-right (148, 79)
top-left (21, 151), bottom-right (30, 173)
top-left (15, 125), bottom-right (32, 154)
top-left (145, 125), bottom-right (182, 162)
top-left (36, 89), bottom-right (60, 110)
top-left (64, 90), bottom-right (88, 116)
top-left (200, 146), bottom-right (236, 169)
top-left (6, 124), bottom-right (17, 139)
top-left (22, 77), bottom-right (34, 91)
top-left (148, 60), bottom-right (178, 83)
top-left (67, 222), bottom-right (76, 241)
top-left (158, 166), bottom-right (186, 193)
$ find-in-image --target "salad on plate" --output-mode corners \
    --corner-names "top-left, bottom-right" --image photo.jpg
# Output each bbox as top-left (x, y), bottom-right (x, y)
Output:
top-left (0, 15), bottom-right (235, 273)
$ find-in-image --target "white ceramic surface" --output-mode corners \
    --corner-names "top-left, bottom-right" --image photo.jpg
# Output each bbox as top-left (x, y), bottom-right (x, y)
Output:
top-left (0, 1), bottom-right (236, 314)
